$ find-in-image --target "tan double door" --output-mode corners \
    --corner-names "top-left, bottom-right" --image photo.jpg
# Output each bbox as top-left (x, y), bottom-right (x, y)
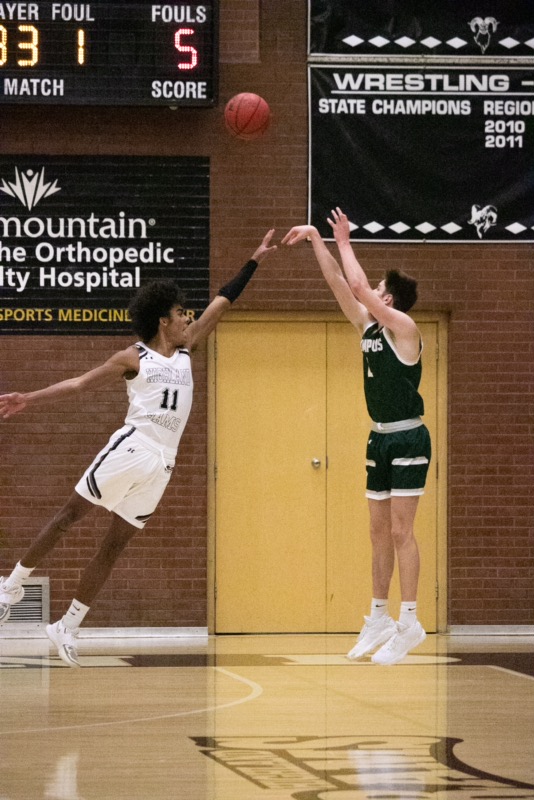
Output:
top-left (211, 314), bottom-right (446, 634)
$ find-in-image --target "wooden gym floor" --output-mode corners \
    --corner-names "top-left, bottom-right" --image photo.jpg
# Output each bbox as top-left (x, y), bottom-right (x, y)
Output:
top-left (0, 632), bottom-right (533, 799)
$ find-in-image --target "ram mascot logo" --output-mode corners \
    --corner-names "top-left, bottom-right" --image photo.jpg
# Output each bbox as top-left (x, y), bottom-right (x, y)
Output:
top-left (468, 204), bottom-right (498, 238)
top-left (469, 17), bottom-right (499, 54)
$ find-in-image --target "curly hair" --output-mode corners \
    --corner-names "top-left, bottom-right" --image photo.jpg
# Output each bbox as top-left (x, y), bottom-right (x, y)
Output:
top-left (128, 280), bottom-right (186, 342)
top-left (384, 269), bottom-right (418, 313)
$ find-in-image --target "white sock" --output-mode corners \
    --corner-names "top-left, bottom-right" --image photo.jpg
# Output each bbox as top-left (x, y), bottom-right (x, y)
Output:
top-left (62, 599), bottom-right (90, 631)
top-left (399, 601), bottom-right (417, 627)
top-left (5, 561), bottom-right (34, 588)
top-left (370, 598), bottom-right (388, 620)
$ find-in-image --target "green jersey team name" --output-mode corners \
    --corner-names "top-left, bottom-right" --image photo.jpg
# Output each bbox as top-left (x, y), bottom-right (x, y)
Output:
top-left (361, 338), bottom-right (383, 352)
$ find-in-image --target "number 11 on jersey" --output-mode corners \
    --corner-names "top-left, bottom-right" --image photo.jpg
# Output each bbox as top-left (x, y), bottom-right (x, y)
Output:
top-left (160, 388), bottom-right (178, 411)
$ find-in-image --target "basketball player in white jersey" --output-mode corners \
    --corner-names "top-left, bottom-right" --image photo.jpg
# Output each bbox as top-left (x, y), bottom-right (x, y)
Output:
top-left (0, 230), bottom-right (277, 666)
top-left (283, 210), bottom-right (430, 665)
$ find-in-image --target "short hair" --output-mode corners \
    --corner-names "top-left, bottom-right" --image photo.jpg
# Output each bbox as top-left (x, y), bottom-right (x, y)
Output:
top-left (128, 280), bottom-right (186, 342)
top-left (384, 269), bottom-right (418, 312)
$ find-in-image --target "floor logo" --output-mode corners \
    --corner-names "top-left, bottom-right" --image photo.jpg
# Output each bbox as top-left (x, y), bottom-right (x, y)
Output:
top-left (192, 735), bottom-right (534, 798)
top-left (0, 166), bottom-right (61, 210)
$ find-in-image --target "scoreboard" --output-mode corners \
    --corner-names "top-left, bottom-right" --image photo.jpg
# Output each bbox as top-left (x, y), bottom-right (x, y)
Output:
top-left (0, 2), bottom-right (218, 106)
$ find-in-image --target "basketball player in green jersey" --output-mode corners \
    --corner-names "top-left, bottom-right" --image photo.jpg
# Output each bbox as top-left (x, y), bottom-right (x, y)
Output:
top-left (283, 209), bottom-right (431, 665)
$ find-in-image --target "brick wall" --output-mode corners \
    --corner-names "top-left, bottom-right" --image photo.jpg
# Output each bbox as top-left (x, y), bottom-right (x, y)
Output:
top-left (0, 1), bottom-right (532, 627)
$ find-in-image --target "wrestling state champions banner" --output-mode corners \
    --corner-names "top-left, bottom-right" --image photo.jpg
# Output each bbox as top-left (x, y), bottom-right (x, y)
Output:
top-left (0, 156), bottom-right (209, 334)
top-left (309, 66), bottom-right (534, 242)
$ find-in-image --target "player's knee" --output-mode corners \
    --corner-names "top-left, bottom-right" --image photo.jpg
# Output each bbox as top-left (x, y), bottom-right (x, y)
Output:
top-left (53, 494), bottom-right (92, 531)
top-left (54, 506), bottom-right (82, 532)
top-left (390, 525), bottom-right (414, 548)
top-left (102, 524), bottom-right (137, 558)
top-left (370, 517), bottom-right (391, 542)
top-left (95, 537), bottom-right (128, 568)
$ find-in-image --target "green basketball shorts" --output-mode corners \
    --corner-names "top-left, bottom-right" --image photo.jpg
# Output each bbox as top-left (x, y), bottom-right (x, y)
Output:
top-left (365, 424), bottom-right (431, 500)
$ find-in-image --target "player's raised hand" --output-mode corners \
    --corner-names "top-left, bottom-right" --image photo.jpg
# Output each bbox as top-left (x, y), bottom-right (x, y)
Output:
top-left (327, 207), bottom-right (351, 245)
top-left (0, 393), bottom-right (28, 419)
top-left (281, 224), bottom-right (317, 246)
top-left (251, 229), bottom-right (278, 263)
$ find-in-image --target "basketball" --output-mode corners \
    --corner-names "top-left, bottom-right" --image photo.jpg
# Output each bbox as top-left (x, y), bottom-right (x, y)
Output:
top-left (224, 93), bottom-right (271, 141)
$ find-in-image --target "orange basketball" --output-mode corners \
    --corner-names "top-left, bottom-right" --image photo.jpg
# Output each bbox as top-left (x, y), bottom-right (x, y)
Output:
top-left (224, 93), bottom-right (271, 141)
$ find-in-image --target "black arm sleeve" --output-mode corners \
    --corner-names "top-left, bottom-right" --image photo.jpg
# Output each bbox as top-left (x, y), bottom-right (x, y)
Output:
top-left (217, 259), bottom-right (258, 303)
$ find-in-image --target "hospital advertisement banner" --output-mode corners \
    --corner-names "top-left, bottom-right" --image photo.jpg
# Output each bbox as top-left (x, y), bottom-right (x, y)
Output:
top-left (0, 155), bottom-right (210, 334)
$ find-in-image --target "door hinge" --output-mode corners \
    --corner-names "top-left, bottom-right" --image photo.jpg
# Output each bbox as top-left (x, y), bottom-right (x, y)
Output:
top-left (214, 463), bottom-right (218, 479)
top-left (435, 582), bottom-right (439, 600)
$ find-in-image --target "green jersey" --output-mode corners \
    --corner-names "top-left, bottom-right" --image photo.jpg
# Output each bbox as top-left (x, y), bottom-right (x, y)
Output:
top-left (361, 322), bottom-right (424, 423)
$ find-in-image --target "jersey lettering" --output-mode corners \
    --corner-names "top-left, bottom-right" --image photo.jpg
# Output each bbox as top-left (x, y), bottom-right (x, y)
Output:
top-left (361, 339), bottom-right (383, 353)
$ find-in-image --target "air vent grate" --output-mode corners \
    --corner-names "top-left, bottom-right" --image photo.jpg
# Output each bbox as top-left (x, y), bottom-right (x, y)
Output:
top-left (3, 577), bottom-right (50, 627)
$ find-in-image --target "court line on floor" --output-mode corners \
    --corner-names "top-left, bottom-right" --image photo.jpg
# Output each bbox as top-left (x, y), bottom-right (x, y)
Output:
top-left (487, 665), bottom-right (534, 681)
top-left (0, 667), bottom-right (263, 736)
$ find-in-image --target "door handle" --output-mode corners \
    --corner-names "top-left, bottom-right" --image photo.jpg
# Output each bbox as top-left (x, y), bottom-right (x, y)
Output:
top-left (311, 458), bottom-right (321, 469)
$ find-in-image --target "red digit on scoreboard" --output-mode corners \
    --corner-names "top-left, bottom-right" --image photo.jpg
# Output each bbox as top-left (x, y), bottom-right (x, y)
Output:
top-left (175, 28), bottom-right (198, 70)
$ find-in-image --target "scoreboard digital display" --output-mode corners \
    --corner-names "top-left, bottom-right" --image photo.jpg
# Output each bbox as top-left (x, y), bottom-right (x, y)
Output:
top-left (0, 2), bottom-right (218, 106)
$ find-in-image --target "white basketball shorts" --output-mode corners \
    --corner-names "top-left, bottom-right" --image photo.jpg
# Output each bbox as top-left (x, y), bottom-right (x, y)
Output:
top-left (75, 426), bottom-right (176, 529)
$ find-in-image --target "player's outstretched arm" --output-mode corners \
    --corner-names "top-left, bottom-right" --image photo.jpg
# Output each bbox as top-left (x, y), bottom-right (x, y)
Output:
top-left (186, 229), bottom-right (277, 351)
top-left (327, 208), bottom-right (372, 299)
top-left (282, 224), bottom-right (368, 330)
top-left (328, 207), bottom-right (419, 343)
top-left (0, 347), bottom-right (140, 420)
